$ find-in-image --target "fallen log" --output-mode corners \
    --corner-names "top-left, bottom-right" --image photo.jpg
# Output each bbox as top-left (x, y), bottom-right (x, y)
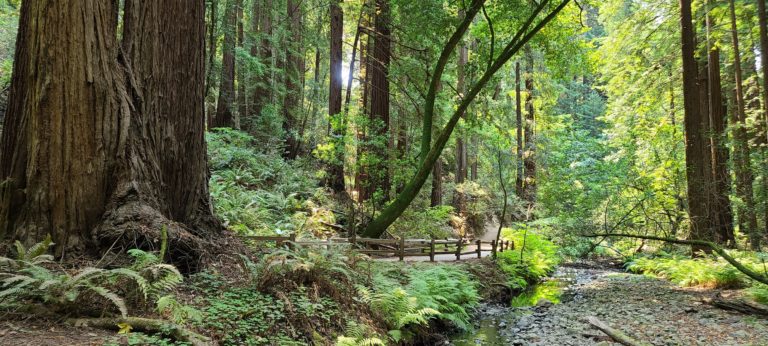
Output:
top-left (584, 316), bottom-right (652, 346)
top-left (68, 317), bottom-right (210, 346)
top-left (705, 294), bottom-right (768, 317)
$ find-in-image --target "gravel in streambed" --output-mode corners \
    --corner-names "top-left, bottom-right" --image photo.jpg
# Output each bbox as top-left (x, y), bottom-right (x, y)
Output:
top-left (451, 265), bottom-right (768, 346)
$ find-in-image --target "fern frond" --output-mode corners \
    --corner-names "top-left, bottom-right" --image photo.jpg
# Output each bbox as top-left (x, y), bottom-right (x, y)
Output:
top-left (86, 285), bottom-right (128, 318)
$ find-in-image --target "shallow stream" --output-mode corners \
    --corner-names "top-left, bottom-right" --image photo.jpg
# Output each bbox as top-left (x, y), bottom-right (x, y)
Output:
top-left (449, 266), bottom-right (590, 345)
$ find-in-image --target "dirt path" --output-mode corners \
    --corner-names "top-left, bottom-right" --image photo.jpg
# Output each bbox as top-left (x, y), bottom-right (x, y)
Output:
top-left (453, 263), bottom-right (768, 345)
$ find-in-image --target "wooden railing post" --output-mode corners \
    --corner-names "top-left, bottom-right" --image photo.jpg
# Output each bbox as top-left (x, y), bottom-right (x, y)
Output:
top-left (430, 238), bottom-right (435, 262)
top-left (505, 240), bottom-right (510, 251)
top-left (510, 240), bottom-right (515, 250)
top-left (288, 233), bottom-right (296, 250)
top-left (399, 237), bottom-right (405, 261)
top-left (455, 238), bottom-right (462, 261)
top-left (350, 232), bottom-right (356, 248)
top-left (476, 239), bottom-right (482, 258)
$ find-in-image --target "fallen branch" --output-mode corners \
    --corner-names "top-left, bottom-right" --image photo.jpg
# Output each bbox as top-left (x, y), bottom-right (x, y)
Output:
top-left (68, 317), bottom-right (210, 346)
top-left (583, 233), bottom-right (768, 285)
top-left (584, 316), bottom-right (651, 346)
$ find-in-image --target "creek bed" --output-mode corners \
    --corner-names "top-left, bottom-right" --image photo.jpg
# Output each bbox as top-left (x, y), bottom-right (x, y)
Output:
top-left (449, 266), bottom-right (607, 345)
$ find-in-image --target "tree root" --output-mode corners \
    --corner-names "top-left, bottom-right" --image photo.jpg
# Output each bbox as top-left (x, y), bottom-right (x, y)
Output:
top-left (68, 317), bottom-right (211, 346)
top-left (584, 316), bottom-right (651, 346)
top-left (583, 233), bottom-right (768, 285)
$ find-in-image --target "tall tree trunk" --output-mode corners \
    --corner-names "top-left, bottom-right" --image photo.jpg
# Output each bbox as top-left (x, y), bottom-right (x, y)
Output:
top-left (756, 0), bottom-right (768, 240)
top-left (455, 14), bottom-right (468, 185)
top-left (213, 0), bottom-right (237, 128)
top-left (431, 160), bottom-right (443, 207)
top-left (205, 0), bottom-right (218, 103)
top-left (356, 9), bottom-right (373, 201)
top-left (515, 61), bottom-right (524, 198)
top-left (236, 0), bottom-right (245, 129)
top-left (729, 0), bottom-right (760, 249)
top-left (283, 0), bottom-right (303, 159)
top-left (679, 0), bottom-right (716, 251)
top-left (367, 0), bottom-right (391, 201)
top-left (706, 3), bottom-right (735, 246)
top-left (251, 0), bottom-right (273, 124)
top-left (0, 0), bottom-right (219, 270)
top-left (328, 0), bottom-right (345, 193)
top-left (523, 47), bottom-right (537, 208)
top-left (361, 0), bottom-right (571, 238)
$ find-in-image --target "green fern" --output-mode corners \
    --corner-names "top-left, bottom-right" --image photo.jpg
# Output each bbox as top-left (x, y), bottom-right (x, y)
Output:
top-left (0, 238), bottom-right (184, 319)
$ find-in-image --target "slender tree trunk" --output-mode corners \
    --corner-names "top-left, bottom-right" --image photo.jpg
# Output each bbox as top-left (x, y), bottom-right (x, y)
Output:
top-left (756, 0), bottom-right (768, 239)
top-left (455, 14), bottom-right (468, 185)
top-left (205, 0), bottom-right (218, 103)
top-left (705, 4), bottom-right (735, 246)
top-left (355, 17), bottom-right (372, 201)
top-left (523, 47), bottom-right (537, 208)
top-left (236, 0), bottom-right (245, 129)
top-left (251, 0), bottom-right (273, 124)
top-left (431, 160), bottom-right (443, 207)
top-left (679, 0), bottom-right (716, 251)
top-left (729, 0), bottom-right (760, 249)
top-left (0, 0), bottom-right (219, 269)
top-left (515, 61), bottom-right (524, 198)
top-left (283, 0), bottom-right (304, 159)
top-left (213, 0), bottom-right (237, 128)
top-left (367, 0), bottom-right (392, 201)
top-left (327, 0), bottom-right (345, 193)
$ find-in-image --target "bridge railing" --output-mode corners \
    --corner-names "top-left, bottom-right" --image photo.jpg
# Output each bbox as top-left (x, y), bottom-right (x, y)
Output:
top-left (239, 233), bottom-right (514, 262)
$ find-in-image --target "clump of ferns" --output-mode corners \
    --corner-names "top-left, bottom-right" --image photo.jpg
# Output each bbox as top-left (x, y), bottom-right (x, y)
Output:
top-left (241, 244), bottom-right (365, 301)
top-left (356, 285), bottom-right (439, 343)
top-left (336, 321), bottom-right (387, 346)
top-left (0, 234), bottom-right (182, 318)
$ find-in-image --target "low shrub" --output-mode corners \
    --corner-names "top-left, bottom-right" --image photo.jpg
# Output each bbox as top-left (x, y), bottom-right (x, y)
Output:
top-left (625, 252), bottom-right (763, 289)
top-left (496, 226), bottom-right (561, 289)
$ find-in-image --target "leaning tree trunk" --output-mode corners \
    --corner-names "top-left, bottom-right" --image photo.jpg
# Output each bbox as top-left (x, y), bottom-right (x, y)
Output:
top-left (0, 0), bottom-right (219, 270)
top-left (213, 0), bottom-right (237, 128)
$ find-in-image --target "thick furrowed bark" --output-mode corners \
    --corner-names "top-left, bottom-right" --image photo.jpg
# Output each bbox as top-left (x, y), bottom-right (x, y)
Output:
top-left (0, 0), bottom-right (219, 268)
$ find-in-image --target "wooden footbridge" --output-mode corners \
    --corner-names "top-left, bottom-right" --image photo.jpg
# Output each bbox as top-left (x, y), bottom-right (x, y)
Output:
top-left (241, 233), bottom-right (514, 262)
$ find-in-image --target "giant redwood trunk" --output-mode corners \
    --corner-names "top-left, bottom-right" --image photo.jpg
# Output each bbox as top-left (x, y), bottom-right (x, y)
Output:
top-left (679, 0), bottom-right (716, 250)
top-left (0, 0), bottom-right (219, 269)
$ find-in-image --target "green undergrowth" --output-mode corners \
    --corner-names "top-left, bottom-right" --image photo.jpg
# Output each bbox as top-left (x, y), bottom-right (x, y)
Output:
top-left (207, 128), bottom-right (337, 237)
top-left (626, 251), bottom-right (768, 304)
top-left (176, 246), bottom-right (485, 346)
top-left (495, 226), bottom-right (561, 290)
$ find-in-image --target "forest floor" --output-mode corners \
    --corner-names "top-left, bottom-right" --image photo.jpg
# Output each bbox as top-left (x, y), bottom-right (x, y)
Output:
top-left (453, 261), bottom-right (768, 346)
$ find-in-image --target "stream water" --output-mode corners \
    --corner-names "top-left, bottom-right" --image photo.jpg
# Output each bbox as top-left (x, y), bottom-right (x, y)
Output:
top-left (449, 267), bottom-right (585, 345)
